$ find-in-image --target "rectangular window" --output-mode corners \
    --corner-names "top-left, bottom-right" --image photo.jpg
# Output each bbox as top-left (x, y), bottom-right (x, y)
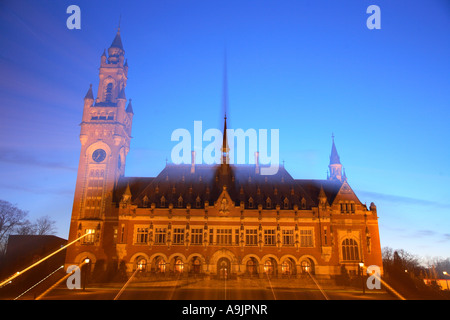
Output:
top-left (173, 228), bottom-right (185, 245)
top-left (216, 229), bottom-right (232, 245)
top-left (245, 229), bottom-right (258, 246)
top-left (190, 228), bottom-right (203, 245)
top-left (155, 228), bottom-right (166, 245)
top-left (282, 229), bottom-right (294, 246)
top-left (235, 229), bottom-right (240, 245)
top-left (209, 229), bottom-right (214, 245)
top-left (136, 227), bottom-right (148, 244)
top-left (264, 229), bottom-right (276, 246)
top-left (120, 225), bottom-right (125, 243)
top-left (300, 229), bottom-right (313, 247)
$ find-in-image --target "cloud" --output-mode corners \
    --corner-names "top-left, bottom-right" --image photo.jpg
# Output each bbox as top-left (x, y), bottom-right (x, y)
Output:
top-left (0, 148), bottom-right (76, 172)
top-left (356, 190), bottom-right (449, 209)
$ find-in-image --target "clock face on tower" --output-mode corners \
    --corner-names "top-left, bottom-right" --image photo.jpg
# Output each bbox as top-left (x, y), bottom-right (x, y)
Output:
top-left (92, 149), bottom-right (106, 163)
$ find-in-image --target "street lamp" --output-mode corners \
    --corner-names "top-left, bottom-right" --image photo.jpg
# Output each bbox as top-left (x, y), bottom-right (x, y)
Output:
top-left (443, 271), bottom-right (449, 290)
top-left (359, 262), bottom-right (365, 294)
top-left (83, 258), bottom-right (90, 291)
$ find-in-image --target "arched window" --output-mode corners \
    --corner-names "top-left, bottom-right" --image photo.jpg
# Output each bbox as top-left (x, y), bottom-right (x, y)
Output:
top-left (105, 83), bottom-right (113, 102)
top-left (192, 258), bottom-right (201, 274)
top-left (175, 259), bottom-right (184, 273)
top-left (342, 238), bottom-right (360, 261)
top-left (264, 260), bottom-right (274, 275)
top-left (156, 258), bottom-right (166, 273)
top-left (136, 257), bottom-right (147, 271)
top-left (301, 259), bottom-right (311, 273)
top-left (247, 259), bottom-right (257, 275)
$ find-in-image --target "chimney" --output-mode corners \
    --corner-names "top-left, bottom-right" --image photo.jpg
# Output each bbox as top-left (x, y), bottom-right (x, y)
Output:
top-left (191, 151), bottom-right (196, 173)
top-left (255, 151), bottom-right (260, 174)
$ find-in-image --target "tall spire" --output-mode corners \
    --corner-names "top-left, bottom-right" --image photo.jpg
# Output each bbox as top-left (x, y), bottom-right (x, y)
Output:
top-left (329, 133), bottom-right (341, 165)
top-left (222, 48), bottom-right (228, 117)
top-left (328, 134), bottom-right (343, 182)
top-left (220, 51), bottom-right (230, 172)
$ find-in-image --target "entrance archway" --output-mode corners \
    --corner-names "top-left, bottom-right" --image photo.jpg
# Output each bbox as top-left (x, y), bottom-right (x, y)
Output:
top-left (217, 257), bottom-right (230, 280)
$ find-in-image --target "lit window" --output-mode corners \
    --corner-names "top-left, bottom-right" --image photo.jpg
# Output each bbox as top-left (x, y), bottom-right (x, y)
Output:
top-left (301, 260), bottom-right (311, 273)
top-left (175, 259), bottom-right (184, 273)
top-left (136, 257), bottom-right (147, 271)
top-left (83, 229), bottom-right (96, 244)
top-left (156, 258), bottom-right (166, 273)
top-left (264, 260), bottom-right (274, 274)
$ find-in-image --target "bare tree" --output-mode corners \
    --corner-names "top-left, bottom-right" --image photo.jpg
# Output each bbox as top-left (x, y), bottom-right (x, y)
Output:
top-left (0, 200), bottom-right (28, 255)
top-left (34, 215), bottom-right (56, 236)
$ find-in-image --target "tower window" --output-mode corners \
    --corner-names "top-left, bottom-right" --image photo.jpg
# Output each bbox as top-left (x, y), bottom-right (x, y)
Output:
top-left (105, 83), bottom-right (113, 102)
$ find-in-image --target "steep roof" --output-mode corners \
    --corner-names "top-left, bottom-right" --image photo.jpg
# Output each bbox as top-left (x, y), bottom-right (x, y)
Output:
top-left (114, 164), bottom-right (344, 210)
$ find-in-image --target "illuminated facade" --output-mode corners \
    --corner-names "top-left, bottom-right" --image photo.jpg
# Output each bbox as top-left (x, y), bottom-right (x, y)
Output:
top-left (65, 29), bottom-right (383, 279)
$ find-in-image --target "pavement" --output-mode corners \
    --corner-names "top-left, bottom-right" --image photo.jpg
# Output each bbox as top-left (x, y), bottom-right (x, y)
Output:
top-left (31, 277), bottom-right (394, 300)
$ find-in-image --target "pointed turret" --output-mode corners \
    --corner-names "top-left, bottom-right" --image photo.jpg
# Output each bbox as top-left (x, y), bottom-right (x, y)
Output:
top-left (118, 86), bottom-right (126, 100)
top-left (126, 99), bottom-right (134, 114)
top-left (84, 84), bottom-right (94, 101)
top-left (318, 185), bottom-right (327, 204)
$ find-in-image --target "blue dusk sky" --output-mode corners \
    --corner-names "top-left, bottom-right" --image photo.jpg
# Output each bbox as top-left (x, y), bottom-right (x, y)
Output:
top-left (0, 0), bottom-right (449, 260)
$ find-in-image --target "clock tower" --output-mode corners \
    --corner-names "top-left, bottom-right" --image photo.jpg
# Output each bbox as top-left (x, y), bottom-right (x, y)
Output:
top-left (66, 27), bottom-right (134, 268)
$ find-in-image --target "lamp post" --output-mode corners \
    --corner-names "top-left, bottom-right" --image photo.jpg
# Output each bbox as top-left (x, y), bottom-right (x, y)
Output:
top-left (359, 262), bottom-right (365, 294)
top-left (83, 258), bottom-right (90, 291)
top-left (444, 271), bottom-right (449, 290)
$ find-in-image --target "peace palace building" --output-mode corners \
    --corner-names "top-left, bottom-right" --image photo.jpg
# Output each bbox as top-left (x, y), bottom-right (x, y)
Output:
top-left (65, 29), bottom-right (383, 280)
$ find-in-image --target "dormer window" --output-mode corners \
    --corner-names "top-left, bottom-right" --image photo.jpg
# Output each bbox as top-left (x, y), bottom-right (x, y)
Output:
top-left (266, 197), bottom-right (271, 209)
top-left (283, 197), bottom-right (289, 209)
top-left (160, 196), bottom-right (166, 208)
top-left (195, 196), bottom-right (201, 208)
top-left (248, 197), bottom-right (254, 209)
top-left (178, 196), bottom-right (183, 208)
top-left (301, 197), bottom-right (306, 210)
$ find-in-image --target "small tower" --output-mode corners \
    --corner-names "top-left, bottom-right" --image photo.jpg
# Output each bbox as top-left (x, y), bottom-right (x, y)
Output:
top-left (328, 134), bottom-right (343, 182)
